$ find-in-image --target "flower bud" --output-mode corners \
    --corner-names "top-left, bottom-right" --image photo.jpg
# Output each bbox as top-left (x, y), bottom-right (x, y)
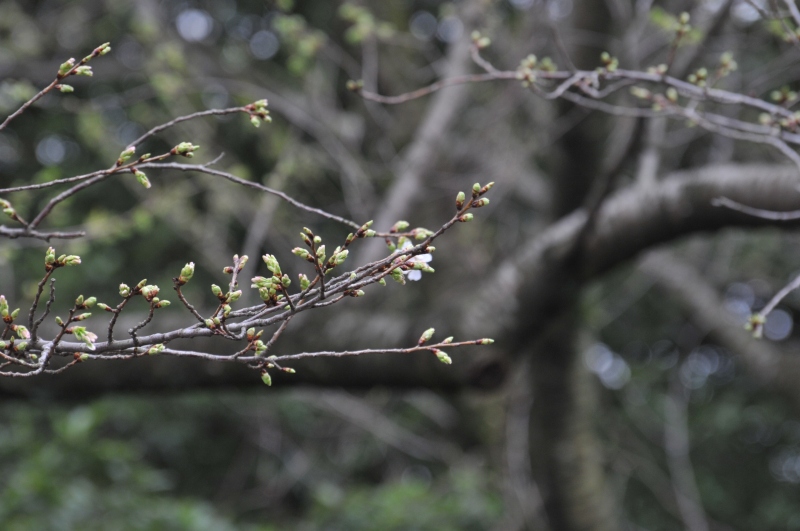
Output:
top-left (480, 338), bottom-right (495, 345)
top-left (419, 328), bottom-right (435, 345)
top-left (471, 198), bottom-right (489, 208)
top-left (13, 325), bottom-right (30, 339)
top-left (148, 344), bottom-right (165, 355)
top-left (281, 275), bottom-right (291, 288)
top-left (75, 313), bottom-right (91, 321)
top-left (79, 353), bottom-right (90, 361)
top-left (261, 370), bottom-right (273, 386)
top-left (293, 247), bottom-right (309, 259)
top-left (179, 262), bottom-right (195, 284)
top-left (119, 283), bottom-right (131, 297)
top-left (458, 213), bottom-right (474, 222)
top-left (391, 220), bottom-right (409, 232)
top-left (456, 191), bottom-right (465, 210)
top-left (173, 142), bottom-right (200, 157)
top-left (63, 255), bottom-right (81, 266)
top-left (117, 146), bottom-right (136, 165)
top-left (134, 169), bottom-right (151, 189)
top-left (211, 284), bottom-right (223, 297)
top-left (299, 274), bottom-right (310, 291)
top-left (55, 316), bottom-right (63, 326)
top-left (227, 290), bottom-right (242, 303)
top-left (156, 300), bottom-right (170, 308)
top-left (58, 58), bottom-right (76, 76)
top-left (247, 328), bottom-right (256, 340)
top-left (141, 285), bottom-right (160, 301)
top-left (443, 336), bottom-right (453, 344)
top-left (75, 66), bottom-right (93, 76)
top-left (378, 278), bottom-right (386, 286)
top-left (57, 84), bottom-right (74, 93)
top-left (250, 115), bottom-right (261, 128)
top-left (434, 349), bottom-right (452, 365)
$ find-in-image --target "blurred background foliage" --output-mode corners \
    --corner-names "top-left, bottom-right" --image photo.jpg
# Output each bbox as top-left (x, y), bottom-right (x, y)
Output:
top-left (3, 0), bottom-right (800, 529)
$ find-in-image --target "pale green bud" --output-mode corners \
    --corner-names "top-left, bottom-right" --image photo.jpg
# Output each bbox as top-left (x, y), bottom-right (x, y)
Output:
top-left (419, 328), bottom-right (435, 345)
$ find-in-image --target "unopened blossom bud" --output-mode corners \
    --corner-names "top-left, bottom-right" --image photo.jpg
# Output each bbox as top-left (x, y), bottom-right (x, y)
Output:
top-left (63, 255), bottom-right (81, 266)
top-left (134, 169), bottom-right (151, 189)
top-left (281, 275), bottom-right (291, 288)
top-left (79, 353), bottom-right (90, 361)
top-left (392, 220), bottom-right (409, 232)
top-left (434, 349), bottom-right (452, 365)
top-left (378, 278), bottom-right (386, 286)
top-left (211, 284), bottom-right (223, 297)
top-left (419, 328), bottom-right (435, 345)
top-left (156, 300), bottom-right (170, 308)
top-left (246, 328), bottom-right (257, 341)
top-left (480, 338), bottom-right (495, 345)
top-left (261, 370), bottom-right (273, 386)
top-left (472, 183), bottom-right (481, 196)
top-left (75, 66), bottom-right (93, 76)
top-left (456, 191), bottom-right (465, 210)
top-left (250, 115), bottom-right (261, 128)
top-left (334, 250), bottom-right (349, 265)
top-left (55, 316), bottom-right (64, 326)
top-left (45, 247), bottom-right (56, 265)
top-left (14, 341), bottom-right (27, 352)
top-left (293, 248), bottom-right (310, 259)
top-left (299, 274), bottom-right (310, 291)
top-left (119, 284), bottom-right (131, 297)
top-left (471, 198), bottom-right (489, 208)
top-left (443, 336), bottom-right (453, 344)
top-left (57, 84), bottom-right (74, 93)
top-left (75, 313), bottom-right (91, 321)
top-left (117, 146), bottom-right (136, 165)
top-left (179, 262), bottom-right (195, 284)
top-left (458, 214), bottom-right (474, 222)
top-left (205, 318), bottom-right (215, 329)
top-left (58, 58), bottom-right (76, 76)
top-left (227, 290), bottom-right (242, 303)
top-left (173, 142), bottom-right (200, 157)
top-left (263, 254), bottom-right (282, 276)
top-left (13, 325), bottom-right (30, 339)
top-left (140, 285), bottom-right (160, 301)
top-left (148, 344), bottom-right (165, 355)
